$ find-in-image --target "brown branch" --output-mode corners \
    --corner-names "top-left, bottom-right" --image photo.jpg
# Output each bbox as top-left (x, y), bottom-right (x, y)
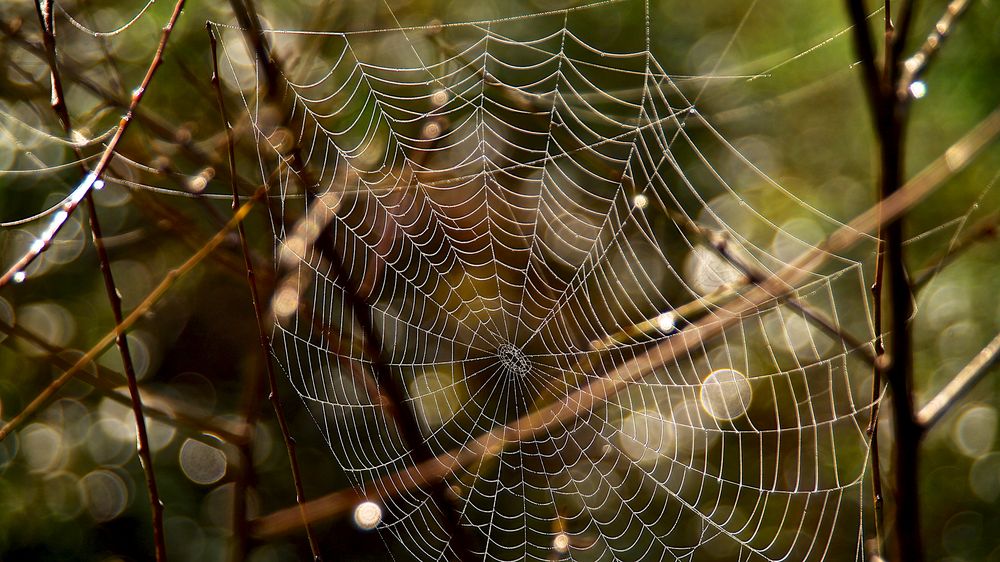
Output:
top-left (916, 330), bottom-right (1000, 429)
top-left (31, 2), bottom-right (167, 557)
top-left (897, 0), bottom-right (971, 97)
top-left (0, 319), bottom-right (244, 444)
top-left (0, 0), bottom-right (188, 289)
top-left (208, 24), bottom-right (322, 561)
top-left (251, 105), bottom-right (1000, 536)
top-left (0, 186), bottom-right (267, 441)
top-left (209, 26), bottom-right (265, 561)
top-left (867, 231), bottom-right (887, 548)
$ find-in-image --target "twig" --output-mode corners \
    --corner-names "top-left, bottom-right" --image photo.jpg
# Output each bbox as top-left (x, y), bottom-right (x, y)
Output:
top-left (911, 211), bottom-right (999, 289)
top-left (0, 319), bottom-right (244, 444)
top-left (208, 24), bottom-right (322, 561)
top-left (31, 2), bottom-right (166, 557)
top-left (916, 330), bottom-right (1000, 428)
top-left (0, 187), bottom-right (267, 442)
top-left (897, 0), bottom-right (971, 98)
top-left (0, 0), bottom-right (188, 290)
top-left (230, 364), bottom-right (264, 562)
top-left (210, 25), bottom-right (267, 561)
top-left (867, 232), bottom-right (887, 548)
top-left (251, 105), bottom-right (1000, 535)
top-left (699, 224), bottom-right (878, 365)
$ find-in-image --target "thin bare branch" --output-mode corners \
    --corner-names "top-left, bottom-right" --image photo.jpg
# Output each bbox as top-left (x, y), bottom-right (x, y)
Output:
top-left (898, 0), bottom-right (971, 97)
top-left (917, 330), bottom-right (1000, 429)
top-left (208, 23), bottom-right (322, 561)
top-left (31, 2), bottom-right (167, 556)
top-left (0, 187), bottom-right (267, 442)
top-left (0, 0), bottom-right (188, 289)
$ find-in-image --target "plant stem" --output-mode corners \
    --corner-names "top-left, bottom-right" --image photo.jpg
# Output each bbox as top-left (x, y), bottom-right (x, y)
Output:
top-left (209, 24), bottom-right (323, 561)
top-left (31, 2), bottom-right (167, 557)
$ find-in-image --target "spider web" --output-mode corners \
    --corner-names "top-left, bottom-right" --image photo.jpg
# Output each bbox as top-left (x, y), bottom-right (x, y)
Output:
top-left (214, 2), bottom-right (880, 560)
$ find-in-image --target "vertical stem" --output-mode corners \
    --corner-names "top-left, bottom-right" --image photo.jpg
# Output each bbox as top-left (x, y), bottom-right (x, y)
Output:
top-left (230, 364), bottom-right (265, 562)
top-left (866, 1), bottom-right (893, 554)
top-left (84, 196), bottom-right (168, 561)
top-left (882, 4), bottom-right (922, 561)
top-left (209, 25), bottom-right (324, 561)
top-left (845, 1), bottom-right (923, 560)
top-left (32, 2), bottom-right (166, 559)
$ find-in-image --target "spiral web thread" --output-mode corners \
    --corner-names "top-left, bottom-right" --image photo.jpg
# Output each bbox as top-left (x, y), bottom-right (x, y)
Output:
top-left (213, 1), bottom-right (879, 560)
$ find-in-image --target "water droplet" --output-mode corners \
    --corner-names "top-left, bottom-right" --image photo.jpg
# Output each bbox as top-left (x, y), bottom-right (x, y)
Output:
top-left (656, 312), bottom-right (675, 332)
top-left (553, 532), bottom-right (570, 553)
top-left (353, 501), bottom-right (382, 530)
top-left (430, 89), bottom-right (449, 107)
top-left (909, 81), bottom-right (927, 99)
top-left (93, 179), bottom-right (105, 190)
top-left (632, 193), bottom-right (649, 209)
top-left (12, 271), bottom-right (26, 283)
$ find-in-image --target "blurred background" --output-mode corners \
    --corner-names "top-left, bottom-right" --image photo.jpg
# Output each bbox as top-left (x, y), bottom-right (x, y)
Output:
top-left (0, 0), bottom-right (998, 561)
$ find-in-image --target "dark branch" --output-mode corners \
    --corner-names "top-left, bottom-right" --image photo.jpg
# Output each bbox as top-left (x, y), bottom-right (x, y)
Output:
top-left (31, 2), bottom-right (167, 557)
top-left (209, 23), bottom-right (323, 561)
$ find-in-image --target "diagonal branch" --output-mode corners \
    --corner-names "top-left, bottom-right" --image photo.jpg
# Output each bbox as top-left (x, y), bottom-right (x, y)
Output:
top-left (897, 0), bottom-right (971, 98)
top-left (0, 187), bottom-right (267, 442)
top-left (0, 0), bottom-right (188, 290)
top-left (917, 330), bottom-right (1000, 429)
top-left (31, 2), bottom-right (167, 557)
